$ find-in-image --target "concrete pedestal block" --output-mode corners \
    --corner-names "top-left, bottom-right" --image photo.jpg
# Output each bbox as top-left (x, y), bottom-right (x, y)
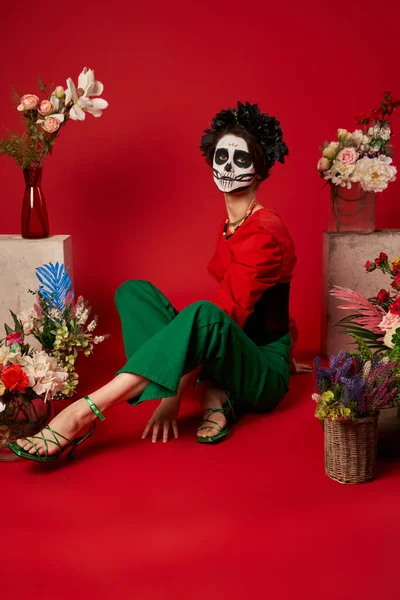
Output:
top-left (0, 235), bottom-right (73, 333)
top-left (321, 229), bottom-right (400, 357)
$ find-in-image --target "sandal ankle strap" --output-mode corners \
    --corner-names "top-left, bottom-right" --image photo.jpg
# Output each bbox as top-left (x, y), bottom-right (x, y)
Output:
top-left (84, 396), bottom-right (106, 421)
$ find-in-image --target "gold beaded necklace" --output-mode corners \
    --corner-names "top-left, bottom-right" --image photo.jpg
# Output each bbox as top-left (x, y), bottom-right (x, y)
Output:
top-left (223, 198), bottom-right (258, 239)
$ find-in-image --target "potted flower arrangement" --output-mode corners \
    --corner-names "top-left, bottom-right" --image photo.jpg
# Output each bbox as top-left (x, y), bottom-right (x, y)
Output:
top-left (316, 91), bottom-right (399, 232)
top-left (0, 262), bottom-right (108, 460)
top-left (0, 67), bottom-right (108, 238)
top-left (313, 351), bottom-right (398, 483)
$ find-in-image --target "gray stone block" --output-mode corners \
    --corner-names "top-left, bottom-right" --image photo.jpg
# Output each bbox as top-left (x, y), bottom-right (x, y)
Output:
top-left (0, 235), bottom-right (73, 335)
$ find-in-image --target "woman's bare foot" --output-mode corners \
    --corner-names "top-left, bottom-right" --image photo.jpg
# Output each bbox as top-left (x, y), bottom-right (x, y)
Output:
top-left (16, 398), bottom-right (96, 456)
top-left (197, 385), bottom-right (228, 439)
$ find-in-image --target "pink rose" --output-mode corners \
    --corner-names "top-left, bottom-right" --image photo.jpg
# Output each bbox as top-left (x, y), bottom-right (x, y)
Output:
top-left (317, 157), bottom-right (330, 172)
top-left (337, 147), bottom-right (358, 166)
top-left (41, 117), bottom-right (61, 133)
top-left (17, 94), bottom-right (40, 111)
top-left (39, 100), bottom-right (54, 115)
top-left (379, 312), bottom-right (400, 333)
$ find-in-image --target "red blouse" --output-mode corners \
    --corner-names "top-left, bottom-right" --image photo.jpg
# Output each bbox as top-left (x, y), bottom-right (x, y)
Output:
top-left (208, 207), bottom-right (298, 352)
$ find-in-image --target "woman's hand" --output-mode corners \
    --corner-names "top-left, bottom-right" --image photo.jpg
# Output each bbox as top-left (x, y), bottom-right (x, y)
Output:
top-left (290, 358), bottom-right (312, 375)
top-left (142, 396), bottom-right (181, 443)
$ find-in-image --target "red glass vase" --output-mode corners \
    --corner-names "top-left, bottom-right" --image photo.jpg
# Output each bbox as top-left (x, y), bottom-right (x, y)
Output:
top-left (21, 167), bottom-right (49, 238)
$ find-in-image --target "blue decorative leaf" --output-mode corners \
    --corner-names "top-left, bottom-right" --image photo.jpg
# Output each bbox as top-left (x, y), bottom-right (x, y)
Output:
top-left (35, 262), bottom-right (73, 312)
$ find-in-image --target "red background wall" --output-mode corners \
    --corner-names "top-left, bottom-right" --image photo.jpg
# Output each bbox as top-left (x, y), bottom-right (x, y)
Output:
top-left (1, 0), bottom-right (400, 362)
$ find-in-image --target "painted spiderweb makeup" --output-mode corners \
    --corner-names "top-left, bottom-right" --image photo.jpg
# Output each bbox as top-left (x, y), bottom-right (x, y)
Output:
top-left (212, 134), bottom-right (256, 193)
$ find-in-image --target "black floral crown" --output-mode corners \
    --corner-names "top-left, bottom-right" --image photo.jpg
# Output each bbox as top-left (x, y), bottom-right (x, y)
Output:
top-left (200, 101), bottom-right (288, 178)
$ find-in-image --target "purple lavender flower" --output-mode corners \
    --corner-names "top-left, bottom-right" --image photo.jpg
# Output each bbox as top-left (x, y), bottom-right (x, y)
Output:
top-left (341, 375), bottom-right (366, 409)
top-left (329, 350), bottom-right (346, 372)
top-left (314, 357), bottom-right (335, 393)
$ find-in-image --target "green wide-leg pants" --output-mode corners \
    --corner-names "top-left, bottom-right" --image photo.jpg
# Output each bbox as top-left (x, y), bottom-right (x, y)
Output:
top-left (115, 280), bottom-right (291, 412)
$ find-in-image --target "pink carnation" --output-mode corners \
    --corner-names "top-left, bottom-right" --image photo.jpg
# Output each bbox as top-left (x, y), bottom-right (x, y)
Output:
top-left (6, 332), bottom-right (23, 346)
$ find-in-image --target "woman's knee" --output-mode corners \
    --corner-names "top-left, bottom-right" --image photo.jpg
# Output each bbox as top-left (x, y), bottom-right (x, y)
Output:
top-left (115, 279), bottom-right (153, 304)
top-left (183, 300), bottom-right (225, 319)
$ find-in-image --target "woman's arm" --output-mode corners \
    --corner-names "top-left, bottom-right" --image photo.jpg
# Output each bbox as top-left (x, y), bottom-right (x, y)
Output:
top-left (210, 228), bottom-right (283, 328)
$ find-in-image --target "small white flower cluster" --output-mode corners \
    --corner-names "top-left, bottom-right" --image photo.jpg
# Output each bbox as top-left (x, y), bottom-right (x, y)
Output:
top-left (317, 124), bottom-right (397, 192)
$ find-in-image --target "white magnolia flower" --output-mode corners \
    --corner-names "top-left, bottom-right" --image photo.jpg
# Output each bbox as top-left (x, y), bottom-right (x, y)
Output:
top-left (352, 156), bottom-right (397, 192)
top-left (17, 308), bottom-right (37, 335)
top-left (0, 399), bottom-right (6, 412)
top-left (65, 67), bottom-right (108, 121)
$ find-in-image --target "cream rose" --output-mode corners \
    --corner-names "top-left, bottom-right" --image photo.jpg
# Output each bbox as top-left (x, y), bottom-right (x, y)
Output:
top-left (55, 86), bottom-right (65, 99)
top-left (337, 129), bottom-right (350, 141)
top-left (337, 147), bottom-right (358, 166)
top-left (379, 313), bottom-right (400, 333)
top-left (37, 113), bottom-right (65, 133)
top-left (39, 100), bottom-right (54, 115)
top-left (42, 116), bottom-right (60, 133)
top-left (317, 157), bottom-right (330, 172)
top-left (17, 94), bottom-right (40, 111)
top-left (323, 142), bottom-right (339, 160)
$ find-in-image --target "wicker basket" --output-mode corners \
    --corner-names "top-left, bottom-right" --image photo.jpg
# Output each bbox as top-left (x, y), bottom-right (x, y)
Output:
top-left (324, 412), bottom-right (379, 484)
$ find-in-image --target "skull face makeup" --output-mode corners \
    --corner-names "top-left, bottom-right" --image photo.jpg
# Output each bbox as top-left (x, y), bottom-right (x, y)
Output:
top-left (213, 134), bottom-right (256, 193)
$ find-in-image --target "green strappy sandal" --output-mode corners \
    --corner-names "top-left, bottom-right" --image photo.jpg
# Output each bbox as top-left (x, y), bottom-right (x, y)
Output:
top-left (197, 393), bottom-right (235, 445)
top-left (7, 396), bottom-right (105, 463)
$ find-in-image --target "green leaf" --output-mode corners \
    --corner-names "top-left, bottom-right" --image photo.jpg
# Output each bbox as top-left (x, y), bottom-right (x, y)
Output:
top-left (38, 77), bottom-right (47, 93)
top-left (4, 323), bottom-right (13, 335)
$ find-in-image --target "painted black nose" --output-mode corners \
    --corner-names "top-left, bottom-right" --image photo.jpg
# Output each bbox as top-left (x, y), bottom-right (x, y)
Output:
top-left (225, 163), bottom-right (232, 172)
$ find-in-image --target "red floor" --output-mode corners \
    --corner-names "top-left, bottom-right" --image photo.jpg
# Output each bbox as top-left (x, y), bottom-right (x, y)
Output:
top-left (3, 367), bottom-right (400, 600)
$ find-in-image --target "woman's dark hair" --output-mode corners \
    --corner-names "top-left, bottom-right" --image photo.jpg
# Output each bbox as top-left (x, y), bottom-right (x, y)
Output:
top-left (200, 101), bottom-right (288, 181)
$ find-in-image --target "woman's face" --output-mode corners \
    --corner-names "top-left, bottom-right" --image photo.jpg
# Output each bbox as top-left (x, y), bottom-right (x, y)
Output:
top-left (212, 134), bottom-right (256, 193)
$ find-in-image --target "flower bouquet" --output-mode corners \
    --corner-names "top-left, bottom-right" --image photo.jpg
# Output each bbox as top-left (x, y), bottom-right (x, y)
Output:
top-left (330, 253), bottom-right (400, 364)
top-left (313, 350), bottom-right (398, 483)
top-left (0, 67), bottom-right (108, 238)
top-left (0, 262), bottom-right (108, 459)
top-left (316, 91), bottom-right (399, 232)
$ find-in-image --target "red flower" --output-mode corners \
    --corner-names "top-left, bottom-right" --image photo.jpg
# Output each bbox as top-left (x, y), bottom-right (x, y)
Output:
top-left (376, 289), bottom-right (390, 304)
top-left (1, 364), bottom-right (30, 393)
top-left (391, 274), bottom-right (400, 291)
top-left (365, 260), bottom-right (376, 272)
top-left (375, 252), bottom-right (388, 266)
top-left (392, 262), bottom-right (400, 275)
top-left (389, 298), bottom-right (400, 315)
top-left (6, 332), bottom-right (23, 346)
